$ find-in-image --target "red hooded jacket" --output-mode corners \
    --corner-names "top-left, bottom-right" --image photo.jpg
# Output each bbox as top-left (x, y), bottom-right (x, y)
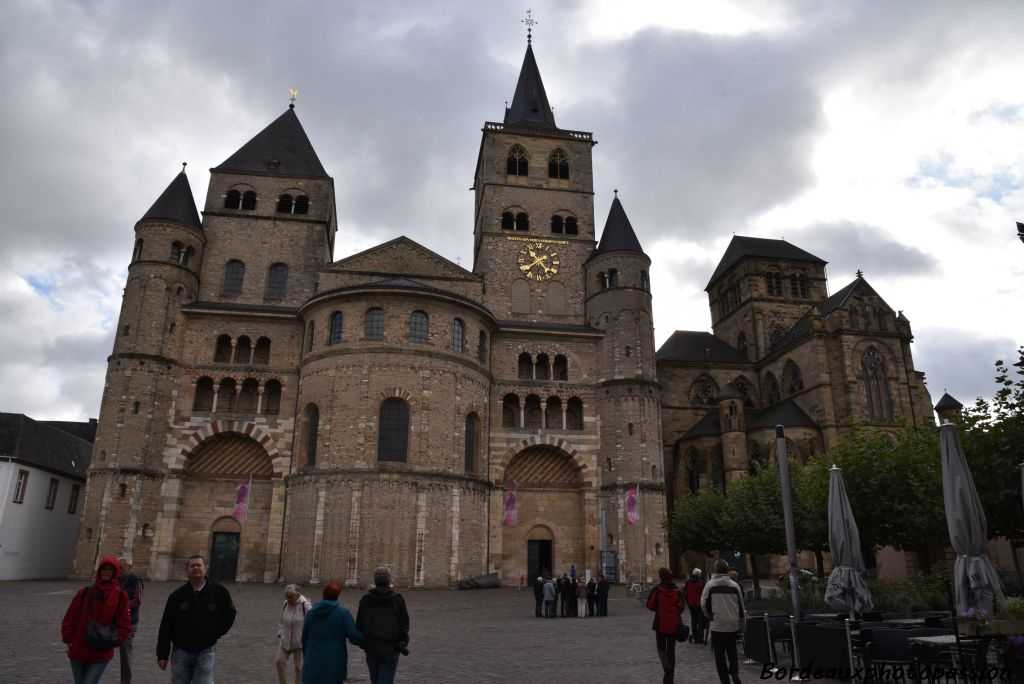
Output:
top-left (646, 581), bottom-right (685, 634)
top-left (61, 555), bottom-right (132, 663)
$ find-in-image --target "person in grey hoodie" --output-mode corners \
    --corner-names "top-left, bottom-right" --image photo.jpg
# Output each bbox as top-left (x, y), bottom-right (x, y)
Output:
top-left (700, 559), bottom-right (746, 684)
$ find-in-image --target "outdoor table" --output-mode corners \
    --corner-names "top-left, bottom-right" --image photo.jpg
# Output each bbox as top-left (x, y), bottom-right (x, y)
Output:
top-left (883, 618), bottom-right (927, 626)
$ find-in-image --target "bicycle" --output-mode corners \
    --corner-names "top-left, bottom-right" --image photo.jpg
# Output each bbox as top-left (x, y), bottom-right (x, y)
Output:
top-left (626, 580), bottom-right (653, 597)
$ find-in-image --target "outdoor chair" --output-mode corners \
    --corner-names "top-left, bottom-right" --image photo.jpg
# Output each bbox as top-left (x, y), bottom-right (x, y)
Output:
top-left (794, 623), bottom-right (854, 678)
top-left (910, 611), bottom-right (947, 627)
top-left (861, 611), bottom-right (884, 622)
top-left (864, 629), bottom-right (914, 680)
top-left (742, 617), bottom-right (775, 666)
top-left (882, 611), bottom-right (909, 621)
top-left (801, 614), bottom-right (832, 624)
top-left (767, 615), bottom-right (795, 666)
top-left (939, 617), bottom-right (954, 630)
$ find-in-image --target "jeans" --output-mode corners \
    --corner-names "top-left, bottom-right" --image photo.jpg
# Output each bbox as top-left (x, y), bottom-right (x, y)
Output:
top-left (544, 599), bottom-right (556, 618)
top-left (655, 632), bottom-right (677, 684)
top-left (276, 647), bottom-right (303, 684)
top-left (710, 631), bottom-right (741, 684)
top-left (70, 660), bottom-right (108, 684)
top-left (119, 624), bottom-right (137, 682)
top-left (366, 653), bottom-right (400, 684)
top-left (170, 645), bottom-right (216, 684)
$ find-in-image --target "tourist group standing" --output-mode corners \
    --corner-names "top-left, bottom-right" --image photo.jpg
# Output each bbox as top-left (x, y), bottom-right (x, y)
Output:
top-left (533, 570), bottom-right (608, 618)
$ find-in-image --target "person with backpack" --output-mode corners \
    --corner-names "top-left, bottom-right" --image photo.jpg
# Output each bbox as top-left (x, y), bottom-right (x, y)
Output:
top-left (276, 584), bottom-right (312, 684)
top-left (356, 567), bottom-right (410, 684)
top-left (61, 555), bottom-right (132, 684)
top-left (646, 567), bottom-right (685, 684)
top-left (302, 581), bottom-right (364, 684)
top-left (683, 568), bottom-right (707, 644)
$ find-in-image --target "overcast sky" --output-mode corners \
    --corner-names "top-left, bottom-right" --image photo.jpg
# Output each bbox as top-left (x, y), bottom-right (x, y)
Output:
top-left (2, 0), bottom-right (1022, 421)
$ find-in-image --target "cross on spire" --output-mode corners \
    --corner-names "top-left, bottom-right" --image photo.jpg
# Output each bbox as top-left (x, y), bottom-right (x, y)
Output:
top-left (289, 88), bottom-right (298, 108)
top-left (856, 269), bottom-right (864, 278)
top-left (181, 162), bottom-right (187, 174)
top-left (522, 9), bottom-right (537, 44)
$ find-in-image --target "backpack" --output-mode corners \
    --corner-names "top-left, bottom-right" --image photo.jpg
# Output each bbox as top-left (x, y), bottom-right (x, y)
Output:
top-left (361, 594), bottom-right (402, 660)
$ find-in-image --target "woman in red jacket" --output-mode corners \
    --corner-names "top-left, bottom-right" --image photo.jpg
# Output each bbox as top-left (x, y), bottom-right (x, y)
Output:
top-left (61, 555), bottom-right (132, 684)
top-left (647, 567), bottom-right (685, 684)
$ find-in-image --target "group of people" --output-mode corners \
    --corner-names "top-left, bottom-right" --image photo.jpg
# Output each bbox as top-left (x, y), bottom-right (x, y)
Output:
top-left (646, 559), bottom-right (747, 684)
top-left (532, 565), bottom-right (610, 618)
top-left (60, 554), bottom-right (410, 684)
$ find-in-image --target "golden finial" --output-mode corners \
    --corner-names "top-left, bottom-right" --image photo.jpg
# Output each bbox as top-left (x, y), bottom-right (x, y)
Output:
top-left (289, 88), bottom-right (298, 108)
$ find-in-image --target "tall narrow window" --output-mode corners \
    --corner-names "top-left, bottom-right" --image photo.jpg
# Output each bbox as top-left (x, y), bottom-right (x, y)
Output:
top-left (276, 193), bottom-right (294, 213)
top-left (464, 412), bottom-right (479, 473)
top-left (218, 378), bottom-right (237, 412)
top-left (45, 478), bottom-right (59, 509)
top-left (518, 352), bottom-right (533, 379)
top-left (506, 145), bottom-right (528, 179)
top-left (535, 353), bottom-right (551, 380)
top-left (862, 347), bottom-right (894, 421)
top-left (235, 336), bottom-right (252, 364)
top-left (548, 149), bottom-right (569, 179)
top-left (790, 273), bottom-right (808, 298)
top-left (515, 212), bottom-right (529, 231)
top-left (169, 241), bottom-right (183, 263)
top-left (640, 270), bottom-right (649, 291)
top-left (253, 337), bottom-right (271, 365)
top-left (132, 239), bottom-right (143, 261)
top-left (224, 190), bottom-right (241, 210)
top-left (68, 484), bottom-right (81, 514)
top-left (365, 308), bottom-right (385, 341)
top-left (737, 331), bottom-right (748, 355)
top-left (265, 263), bottom-right (288, 299)
top-left (408, 311), bottom-right (428, 344)
top-left (451, 318), bottom-right (465, 352)
top-left (13, 470), bottom-right (29, 503)
top-left (687, 449), bottom-right (700, 494)
top-left (501, 212), bottom-right (515, 231)
top-left (608, 269), bottom-right (619, 287)
top-left (766, 272), bottom-right (783, 296)
top-left (764, 372), bottom-right (780, 405)
top-left (564, 217), bottom-right (578, 235)
top-left (502, 394), bottom-right (520, 428)
top-left (304, 404), bottom-right (319, 467)
top-left (214, 335), bottom-right (233, 363)
top-left (478, 331), bottom-right (488, 363)
top-left (551, 215), bottom-right (564, 234)
top-left (553, 354), bottom-right (568, 381)
top-left (293, 195), bottom-right (309, 214)
top-left (545, 396), bottom-right (562, 429)
top-left (784, 360), bottom-right (804, 395)
top-left (264, 380), bottom-right (282, 414)
top-left (524, 395), bottom-right (542, 429)
top-left (305, 322), bottom-right (314, 352)
top-left (193, 377), bottom-right (214, 411)
top-left (182, 247), bottom-right (194, 268)
top-left (378, 399), bottom-right (410, 462)
top-left (237, 379), bottom-right (259, 413)
top-left (566, 397), bottom-right (583, 430)
top-left (222, 260), bottom-right (245, 296)
top-left (328, 312), bottom-right (343, 345)
top-left (241, 190), bottom-right (257, 210)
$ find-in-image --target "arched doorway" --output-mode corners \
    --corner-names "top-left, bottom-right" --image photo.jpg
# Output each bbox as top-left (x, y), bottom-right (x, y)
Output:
top-left (209, 516), bottom-right (241, 582)
top-left (525, 524), bottom-right (554, 580)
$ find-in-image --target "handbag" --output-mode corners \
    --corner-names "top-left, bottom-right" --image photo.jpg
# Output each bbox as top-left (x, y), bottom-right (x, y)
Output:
top-left (675, 621), bottom-right (690, 643)
top-left (83, 586), bottom-right (122, 650)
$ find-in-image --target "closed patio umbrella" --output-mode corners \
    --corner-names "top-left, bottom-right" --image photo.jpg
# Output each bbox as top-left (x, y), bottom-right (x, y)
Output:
top-left (824, 465), bottom-right (873, 617)
top-left (940, 423), bottom-right (1005, 615)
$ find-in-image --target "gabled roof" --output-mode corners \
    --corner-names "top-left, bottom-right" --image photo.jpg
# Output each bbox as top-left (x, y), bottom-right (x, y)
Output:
top-left (747, 399), bottom-right (819, 430)
top-left (215, 107), bottom-right (329, 179)
top-left (0, 413), bottom-right (92, 479)
top-left (41, 420), bottom-right (97, 444)
top-left (139, 172), bottom-right (202, 234)
top-left (682, 410), bottom-right (721, 439)
top-left (706, 236), bottom-right (826, 290)
top-left (329, 236), bottom-right (478, 281)
top-left (589, 195), bottom-right (644, 260)
top-left (767, 276), bottom-right (889, 354)
top-left (656, 331), bottom-right (751, 365)
top-left (504, 42), bottom-right (557, 129)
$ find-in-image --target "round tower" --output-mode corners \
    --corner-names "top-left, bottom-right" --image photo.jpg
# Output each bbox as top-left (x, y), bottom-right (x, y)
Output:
top-left (716, 382), bottom-right (748, 480)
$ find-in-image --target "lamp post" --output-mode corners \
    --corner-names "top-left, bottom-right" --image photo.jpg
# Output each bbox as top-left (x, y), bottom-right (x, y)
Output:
top-left (775, 425), bottom-right (802, 622)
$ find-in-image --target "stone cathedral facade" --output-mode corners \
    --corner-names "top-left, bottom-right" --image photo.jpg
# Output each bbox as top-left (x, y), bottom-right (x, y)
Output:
top-left (73, 40), bottom-right (935, 585)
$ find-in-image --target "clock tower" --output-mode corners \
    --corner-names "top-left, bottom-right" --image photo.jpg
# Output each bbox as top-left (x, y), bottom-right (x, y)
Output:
top-left (471, 37), bottom-right (597, 324)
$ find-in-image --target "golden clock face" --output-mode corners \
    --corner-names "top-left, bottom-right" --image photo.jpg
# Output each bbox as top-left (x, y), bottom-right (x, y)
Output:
top-left (517, 242), bottom-right (560, 281)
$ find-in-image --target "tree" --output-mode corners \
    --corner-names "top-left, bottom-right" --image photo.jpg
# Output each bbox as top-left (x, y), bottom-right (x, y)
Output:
top-left (667, 487), bottom-right (726, 557)
top-left (720, 466), bottom-right (786, 599)
top-left (793, 458), bottom-right (830, 576)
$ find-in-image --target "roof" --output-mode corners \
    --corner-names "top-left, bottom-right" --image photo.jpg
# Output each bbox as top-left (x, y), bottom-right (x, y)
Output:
top-left (706, 236), bottom-right (826, 290)
top-left (656, 331), bottom-right (751, 365)
top-left (934, 393), bottom-right (964, 411)
top-left (590, 195), bottom-right (645, 260)
top-left (497, 320), bottom-right (604, 335)
top-left (139, 172), bottom-right (202, 234)
top-left (0, 413), bottom-right (92, 479)
top-left (41, 420), bottom-right (97, 444)
top-left (215, 107), bottom-right (329, 179)
top-left (504, 42), bottom-right (557, 129)
top-left (680, 399), bottom-right (818, 440)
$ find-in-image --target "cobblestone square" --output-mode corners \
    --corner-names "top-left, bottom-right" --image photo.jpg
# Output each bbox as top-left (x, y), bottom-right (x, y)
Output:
top-left (0, 579), bottom-right (766, 683)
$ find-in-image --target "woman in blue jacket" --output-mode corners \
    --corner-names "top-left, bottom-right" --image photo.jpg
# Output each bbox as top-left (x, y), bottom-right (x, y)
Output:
top-left (301, 582), bottom-right (365, 683)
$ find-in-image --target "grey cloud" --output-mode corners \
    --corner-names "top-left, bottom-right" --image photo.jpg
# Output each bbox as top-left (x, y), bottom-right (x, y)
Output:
top-left (791, 221), bottom-right (939, 280)
top-left (912, 329), bottom-right (1019, 407)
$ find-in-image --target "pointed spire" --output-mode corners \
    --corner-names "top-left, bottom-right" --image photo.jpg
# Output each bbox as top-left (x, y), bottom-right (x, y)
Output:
top-left (504, 41), bottom-right (557, 129)
top-left (593, 193), bottom-right (645, 257)
top-left (215, 108), bottom-right (329, 178)
top-left (139, 170), bottom-right (202, 233)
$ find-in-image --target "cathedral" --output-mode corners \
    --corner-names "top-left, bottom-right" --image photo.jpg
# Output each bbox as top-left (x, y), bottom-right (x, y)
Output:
top-left (73, 38), bottom-right (935, 586)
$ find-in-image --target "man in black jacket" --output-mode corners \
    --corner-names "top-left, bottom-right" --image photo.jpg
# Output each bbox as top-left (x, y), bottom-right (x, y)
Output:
top-left (156, 555), bottom-right (236, 681)
top-left (356, 567), bottom-right (410, 684)
top-left (533, 576), bottom-right (545, 617)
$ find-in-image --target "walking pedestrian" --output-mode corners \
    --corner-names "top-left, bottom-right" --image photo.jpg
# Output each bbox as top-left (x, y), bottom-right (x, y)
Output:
top-left (356, 567), bottom-right (410, 684)
top-left (533, 576), bottom-right (545, 618)
top-left (701, 559), bottom-right (746, 684)
top-left (276, 584), bottom-right (311, 684)
top-left (575, 576), bottom-right (588, 617)
top-left (118, 556), bottom-right (144, 683)
top-left (301, 582), bottom-right (364, 684)
top-left (596, 574), bottom-right (609, 616)
top-left (156, 554), bottom-right (237, 682)
top-left (61, 555), bottom-right (132, 684)
top-left (543, 578), bottom-right (557, 618)
top-left (683, 568), bottom-right (706, 644)
top-left (647, 567), bottom-right (685, 684)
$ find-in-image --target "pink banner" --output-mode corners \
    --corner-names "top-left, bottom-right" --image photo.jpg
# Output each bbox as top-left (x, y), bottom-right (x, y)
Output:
top-left (503, 482), bottom-right (517, 526)
top-left (626, 485), bottom-right (639, 526)
top-left (231, 477), bottom-right (251, 520)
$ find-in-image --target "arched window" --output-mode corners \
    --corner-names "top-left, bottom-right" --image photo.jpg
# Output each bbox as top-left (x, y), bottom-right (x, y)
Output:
top-left (304, 404), bottom-right (319, 466)
top-left (305, 322), bottom-right (314, 352)
top-left (501, 212), bottom-right (514, 231)
top-left (598, 272), bottom-right (607, 290)
top-left (548, 149), bottom-right (569, 179)
top-left (214, 335), bottom-right (233, 363)
top-left (132, 239), bottom-right (143, 261)
top-left (224, 190), bottom-right (241, 210)
top-left (862, 347), bottom-right (894, 420)
top-left (378, 398), bottom-right (410, 462)
top-left (193, 377), bottom-right (214, 411)
top-left (515, 212), bottom-right (529, 231)
top-left (564, 217), bottom-right (578, 235)
top-left (169, 241), bottom-right (183, 262)
top-left (182, 246), bottom-right (194, 268)
top-left (524, 395), bottom-right (542, 429)
top-left (535, 353), bottom-right (551, 380)
top-left (766, 272), bottom-right (783, 297)
top-left (218, 378), bottom-right (237, 412)
top-left (748, 441), bottom-right (765, 474)
top-left (732, 377), bottom-right (753, 406)
top-left (545, 396), bottom-right (562, 429)
top-left (554, 354), bottom-right (568, 381)
top-left (253, 337), bottom-right (271, 365)
top-left (502, 394), bottom-right (520, 428)
top-left (687, 449), bottom-right (700, 494)
top-left (365, 308), bottom-right (385, 341)
top-left (478, 331), bottom-right (488, 363)
top-left (784, 360), bottom-right (804, 395)
top-left (222, 260), bottom-right (245, 296)
top-left (451, 318), bottom-right (465, 352)
top-left (276, 194), bottom-right (293, 213)
top-left (640, 270), bottom-right (649, 291)
top-left (241, 190), bottom-right (257, 210)
top-left (518, 352), bottom-right (532, 379)
top-left (328, 311), bottom-right (343, 345)
top-left (265, 263), bottom-right (288, 299)
top-left (711, 446), bottom-right (725, 491)
top-left (790, 273), bottom-right (809, 298)
top-left (237, 379), bottom-right (259, 413)
top-left (737, 331), bottom-right (748, 355)
top-left (764, 372), bottom-right (781, 405)
top-left (293, 195), bottom-right (309, 214)
top-left (408, 310), bottom-right (428, 343)
top-left (506, 145), bottom-right (528, 179)
top-left (551, 215), bottom-right (564, 233)
top-left (691, 377), bottom-right (717, 406)
top-left (464, 412), bottom-right (479, 473)
top-left (768, 324), bottom-right (785, 349)
top-left (263, 380), bottom-right (282, 414)
top-left (566, 397), bottom-right (583, 430)
top-left (235, 336), bottom-right (252, 364)
top-left (607, 269), bottom-right (619, 287)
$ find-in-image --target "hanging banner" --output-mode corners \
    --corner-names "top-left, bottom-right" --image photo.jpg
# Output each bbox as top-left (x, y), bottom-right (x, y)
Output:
top-left (503, 481), bottom-right (518, 526)
top-left (626, 485), bottom-right (639, 526)
top-left (231, 476), bottom-right (252, 521)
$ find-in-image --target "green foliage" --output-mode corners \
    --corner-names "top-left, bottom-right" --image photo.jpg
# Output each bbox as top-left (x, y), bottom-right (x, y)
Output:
top-left (667, 486), bottom-right (726, 556)
top-left (862, 567), bottom-right (951, 612)
top-left (720, 466), bottom-right (786, 557)
top-left (792, 458), bottom-right (829, 554)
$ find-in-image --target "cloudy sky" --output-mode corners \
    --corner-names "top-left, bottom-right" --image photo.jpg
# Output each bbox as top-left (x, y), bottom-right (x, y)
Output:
top-left (2, 0), bottom-right (1022, 421)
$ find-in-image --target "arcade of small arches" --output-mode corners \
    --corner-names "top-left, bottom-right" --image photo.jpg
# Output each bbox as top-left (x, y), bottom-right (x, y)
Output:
top-left (517, 352), bottom-right (569, 381)
top-left (499, 209), bottom-right (580, 236)
top-left (221, 260), bottom-right (289, 299)
top-left (192, 377), bottom-right (283, 415)
top-left (764, 271), bottom-right (810, 299)
top-left (223, 187), bottom-right (311, 215)
top-left (596, 268), bottom-right (649, 291)
top-left (130, 239), bottom-right (197, 267)
top-left (213, 334), bottom-right (272, 365)
top-left (502, 393), bottom-right (584, 431)
top-left (505, 145), bottom-right (571, 184)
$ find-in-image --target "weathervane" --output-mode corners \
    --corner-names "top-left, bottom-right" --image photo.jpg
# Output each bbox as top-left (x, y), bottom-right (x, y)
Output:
top-left (522, 9), bottom-right (537, 43)
top-left (181, 162), bottom-right (187, 173)
top-left (289, 88), bottom-right (298, 108)
top-left (856, 269), bottom-right (863, 278)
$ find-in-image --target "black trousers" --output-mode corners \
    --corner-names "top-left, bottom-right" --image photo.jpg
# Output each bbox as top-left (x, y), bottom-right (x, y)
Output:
top-left (688, 605), bottom-right (706, 643)
top-left (587, 597), bottom-right (595, 616)
top-left (655, 632), bottom-right (677, 684)
top-left (534, 595), bottom-right (543, 617)
top-left (710, 630), bottom-right (741, 684)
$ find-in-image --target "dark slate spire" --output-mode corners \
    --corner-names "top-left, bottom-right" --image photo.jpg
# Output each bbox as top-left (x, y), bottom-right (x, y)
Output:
top-left (934, 392), bottom-right (963, 412)
top-left (593, 194), bottom-right (645, 257)
top-left (139, 170), bottom-right (202, 234)
top-left (215, 107), bottom-right (329, 178)
top-left (504, 43), bottom-right (557, 129)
